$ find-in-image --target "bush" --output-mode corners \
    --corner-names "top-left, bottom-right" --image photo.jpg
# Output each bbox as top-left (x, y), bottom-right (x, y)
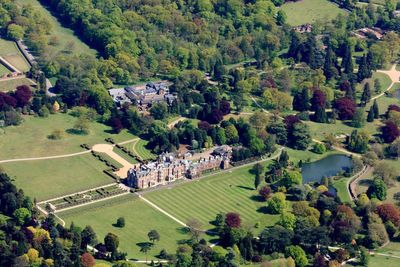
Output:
top-left (312, 143), bottom-right (326, 154)
top-left (48, 129), bottom-right (64, 140)
top-left (38, 106), bottom-right (50, 117)
top-left (116, 217), bottom-right (125, 228)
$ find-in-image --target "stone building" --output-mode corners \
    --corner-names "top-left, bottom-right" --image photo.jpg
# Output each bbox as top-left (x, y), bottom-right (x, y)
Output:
top-left (127, 146), bottom-right (231, 189)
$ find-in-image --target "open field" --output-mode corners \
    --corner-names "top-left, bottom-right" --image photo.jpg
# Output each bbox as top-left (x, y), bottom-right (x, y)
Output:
top-left (280, 0), bottom-right (346, 26)
top-left (285, 147), bottom-right (343, 165)
top-left (376, 242), bottom-right (400, 258)
top-left (2, 154), bottom-right (113, 201)
top-left (0, 77), bottom-right (36, 92)
top-left (131, 139), bottom-right (157, 160)
top-left (369, 255), bottom-right (400, 266)
top-left (0, 38), bottom-right (31, 72)
top-left (145, 163), bottom-right (281, 231)
top-left (113, 147), bottom-right (138, 165)
top-left (0, 113), bottom-right (136, 160)
top-left (15, 0), bottom-right (95, 56)
top-left (60, 195), bottom-right (188, 260)
top-left (306, 119), bottom-right (380, 139)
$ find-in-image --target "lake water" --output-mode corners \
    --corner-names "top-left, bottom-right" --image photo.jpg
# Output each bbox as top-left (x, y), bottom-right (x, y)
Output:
top-left (301, 154), bottom-right (353, 185)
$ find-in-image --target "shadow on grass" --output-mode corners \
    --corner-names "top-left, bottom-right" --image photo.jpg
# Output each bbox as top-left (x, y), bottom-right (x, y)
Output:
top-left (136, 242), bottom-right (153, 249)
top-left (250, 195), bottom-right (266, 202)
top-left (358, 179), bottom-right (373, 187)
top-left (256, 206), bottom-right (270, 214)
top-left (176, 227), bottom-right (189, 235)
top-left (236, 185), bottom-right (255, 191)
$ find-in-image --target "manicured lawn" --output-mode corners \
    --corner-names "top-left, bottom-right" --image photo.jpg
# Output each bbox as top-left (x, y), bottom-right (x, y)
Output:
top-left (0, 77), bottom-right (35, 92)
top-left (369, 255), bottom-right (400, 266)
top-left (0, 38), bottom-right (31, 72)
top-left (357, 72), bottom-right (392, 97)
top-left (366, 94), bottom-right (400, 116)
top-left (0, 113), bottom-right (136, 160)
top-left (285, 147), bottom-right (343, 165)
top-left (15, 0), bottom-right (95, 56)
top-left (306, 120), bottom-right (380, 139)
top-left (332, 178), bottom-right (352, 204)
top-left (113, 147), bottom-right (138, 165)
top-left (132, 139), bottom-right (157, 160)
top-left (0, 63), bottom-right (10, 76)
top-left (280, 0), bottom-right (347, 26)
top-left (376, 242), bottom-right (400, 258)
top-left (60, 195), bottom-right (188, 260)
top-left (2, 154), bottom-right (113, 200)
top-left (3, 54), bottom-right (30, 72)
top-left (145, 162), bottom-right (280, 231)
top-left (0, 38), bottom-right (21, 56)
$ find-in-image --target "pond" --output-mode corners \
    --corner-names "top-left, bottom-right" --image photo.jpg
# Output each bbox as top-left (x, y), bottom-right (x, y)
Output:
top-left (301, 154), bottom-right (353, 185)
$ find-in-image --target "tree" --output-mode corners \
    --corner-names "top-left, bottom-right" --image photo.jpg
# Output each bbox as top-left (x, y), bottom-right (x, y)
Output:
top-left (186, 219), bottom-right (202, 242)
top-left (81, 253), bottom-right (95, 267)
top-left (324, 42), bottom-right (338, 80)
top-left (259, 186), bottom-right (272, 200)
top-left (289, 123), bottom-right (311, 150)
top-left (74, 116), bottom-right (90, 134)
top-left (139, 242), bottom-right (153, 263)
top-left (14, 85), bottom-right (32, 107)
top-left (361, 83), bottom-right (371, 105)
top-left (293, 87), bottom-right (310, 112)
top-left (104, 233), bottom-right (119, 253)
top-left (278, 212), bottom-right (296, 230)
top-left (282, 170), bottom-right (302, 188)
top-left (249, 111), bottom-right (269, 132)
top-left (367, 106), bottom-right (375, 122)
top-left (276, 10), bottom-right (286, 25)
top-left (312, 143), bottom-right (326, 154)
top-left (374, 79), bottom-right (382, 94)
top-left (116, 217), bottom-right (125, 228)
top-left (147, 230), bottom-right (160, 243)
top-left (150, 103), bottom-right (168, 120)
top-left (358, 54), bottom-right (372, 82)
top-left (314, 106), bottom-right (328, 123)
top-left (253, 163), bottom-right (263, 189)
top-left (367, 178), bottom-right (387, 200)
top-left (81, 226), bottom-right (97, 249)
top-left (285, 245), bottom-right (308, 267)
top-left (334, 97), bottom-right (357, 120)
top-left (367, 223), bottom-right (388, 248)
top-left (381, 121), bottom-right (400, 143)
top-left (259, 225), bottom-right (293, 254)
top-left (267, 192), bottom-right (287, 214)
top-left (359, 247), bottom-right (370, 266)
top-left (351, 108), bottom-right (366, 128)
top-left (7, 24), bottom-right (24, 40)
top-left (372, 100), bottom-right (379, 118)
top-left (311, 89), bottom-right (326, 111)
top-left (225, 212), bottom-right (241, 228)
top-left (13, 207), bottom-right (31, 225)
top-left (376, 204), bottom-right (400, 227)
top-left (348, 130), bottom-right (369, 153)
top-left (373, 162), bottom-right (397, 185)
top-left (342, 41), bottom-right (354, 74)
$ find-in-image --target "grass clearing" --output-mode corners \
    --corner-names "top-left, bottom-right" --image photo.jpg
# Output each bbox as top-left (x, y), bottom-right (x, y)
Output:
top-left (0, 77), bottom-right (36, 92)
top-left (0, 63), bottom-right (10, 76)
top-left (59, 194), bottom-right (188, 260)
top-left (369, 255), bottom-right (400, 266)
top-left (376, 242), bottom-right (400, 258)
top-left (145, 162), bottom-right (280, 231)
top-left (306, 120), bottom-right (380, 139)
top-left (2, 154), bottom-right (113, 200)
top-left (280, 0), bottom-right (347, 26)
top-left (285, 147), bottom-right (343, 166)
top-left (332, 178), bottom-right (351, 204)
top-left (357, 72), bottom-right (392, 97)
top-left (0, 113), bottom-right (136, 160)
top-left (0, 38), bottom-right (30, 72)
top-left (113, 147), bottom-right (138, 165)
top-left (3, 54), bottom-right (30, 72)
top-left (15, 0), bottom-right (95, 56)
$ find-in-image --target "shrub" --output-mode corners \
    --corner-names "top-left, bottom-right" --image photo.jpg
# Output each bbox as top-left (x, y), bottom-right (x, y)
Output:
top-left (116, 217), bottom-right (125, 228)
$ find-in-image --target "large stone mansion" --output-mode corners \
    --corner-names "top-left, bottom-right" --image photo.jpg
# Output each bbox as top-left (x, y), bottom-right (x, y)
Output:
top-left (126, 146), bottom-right (231, 189)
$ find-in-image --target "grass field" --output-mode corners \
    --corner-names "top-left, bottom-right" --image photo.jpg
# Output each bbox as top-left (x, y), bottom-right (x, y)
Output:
top-left (131, 139), bottom-right (157, 160)
top-left (280, 0), bottom-right (347, 26)
top-left (0, 77), bottom-right (36, 92)
top-left (357, 72), bottom-right (392, 97)
top-left (60, 195), bottom-right (188, 260)
top-left (0, 38), bottom-right (31, 72)
top-left (285, 147), bottom-right (343, 165)
top-left (369, 255), bottom-right (400, 266)
top-left (376, 242), bottom-right (400, 258)
top-left (0, 63), bottom-right (10, 76)
top-left (0, 113), bottom-right (136, 160)
top-left (2, 154), bottom-right (113, 200)
top-left (145, 162), bottom-right (281, 231)
top-left (15, 0), bottom-right (95, 56)
top-left (113, 147), bottom-right (138, 165)
top-left (332, 178), bottom-right (352, 204)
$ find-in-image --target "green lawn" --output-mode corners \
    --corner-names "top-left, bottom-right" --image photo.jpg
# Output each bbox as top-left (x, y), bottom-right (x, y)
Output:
top-left (306, 119), bottom-right (380, 139)
top-left (0, 38), bottom-right (31, 72)
top-left (369, 255), bottom-right (400, 266)
top-left (15, 0), bottom-right (95, 56)
top-left (59, 195), bottom-right (188, 260)
top-left (113, 147), bottom-right (138, 165)
top-left (2, 154), bottom-right (113, 200)
top-left (357, 72), bottom-right (393, 97)
top-left (132, 139), bottom-right (157, 160)
top-left (0, 77), bottom-right (36, 92)
top-left (376, 242), bottom-right (400, 258)
top-left (145, 163), bottom-right (280, 231)
top-left (0, 63), bottom-right (10, 76)
top-left (0, 113), bottom-right (136, 160)
top-left (285, 147), bottom-right (343, 165)
top-left (280, 0), bottom-right (347, 26)
top-left (332, 178), bottom-right (352, 204)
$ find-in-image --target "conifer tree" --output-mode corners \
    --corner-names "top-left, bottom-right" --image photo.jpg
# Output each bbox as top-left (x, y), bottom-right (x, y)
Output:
top-left (323, 42), bottom-right (337, 80)
top-left (314, 106), bottom-right (328, 123)
top-left (357, 54), bottom-right (372, 82)
top-left (361, 82), bottom-right (371, 105)
top-left (342, 42), bottom-right (353, 74)
top-left (367, 106), bottom-right (375, 122)
top-left (372, 100), bottom-right (379, 118)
